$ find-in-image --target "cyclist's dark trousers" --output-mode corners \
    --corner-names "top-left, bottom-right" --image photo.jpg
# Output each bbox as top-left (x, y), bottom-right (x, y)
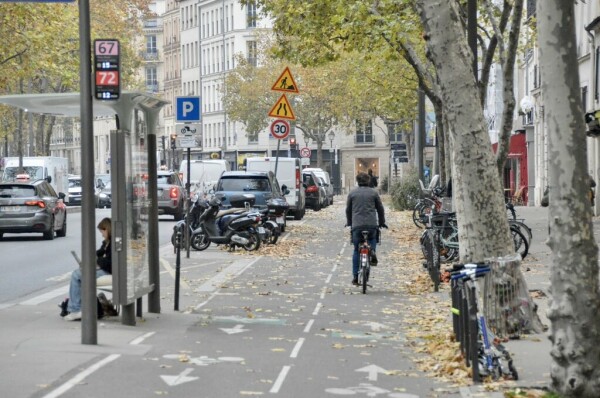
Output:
top-left (352, 227), bottom-right (378, 278)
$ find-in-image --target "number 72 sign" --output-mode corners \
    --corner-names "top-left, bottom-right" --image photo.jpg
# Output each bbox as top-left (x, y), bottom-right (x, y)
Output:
top-left (94, 39), bottom-right (120, 100)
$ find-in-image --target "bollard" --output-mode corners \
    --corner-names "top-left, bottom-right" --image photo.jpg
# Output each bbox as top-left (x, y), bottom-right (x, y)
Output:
top-left (174, 228), bottom-right (182, 311)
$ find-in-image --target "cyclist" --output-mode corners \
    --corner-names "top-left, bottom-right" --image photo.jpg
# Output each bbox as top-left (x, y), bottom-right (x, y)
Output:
top-left (346, 172), bottom-right (386, 285)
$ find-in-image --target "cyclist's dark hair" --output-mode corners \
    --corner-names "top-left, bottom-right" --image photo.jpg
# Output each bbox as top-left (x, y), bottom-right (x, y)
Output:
top-left (356, 172), bottom-right (370, 187)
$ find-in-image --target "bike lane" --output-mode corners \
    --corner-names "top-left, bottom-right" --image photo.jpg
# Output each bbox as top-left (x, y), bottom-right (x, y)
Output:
top-left (45, 202), bottom-right (462, 398)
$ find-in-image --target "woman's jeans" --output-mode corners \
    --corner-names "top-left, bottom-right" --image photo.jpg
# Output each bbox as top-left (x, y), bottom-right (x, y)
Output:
top-left (352, 227), bottom-right (378, 277)
top-left (67, 268), bottom-right (109, 313)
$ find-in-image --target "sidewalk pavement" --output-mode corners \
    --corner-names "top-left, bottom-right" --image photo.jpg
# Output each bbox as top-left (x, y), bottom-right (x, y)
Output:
top-left (0, 204), bottom-right (573, 397)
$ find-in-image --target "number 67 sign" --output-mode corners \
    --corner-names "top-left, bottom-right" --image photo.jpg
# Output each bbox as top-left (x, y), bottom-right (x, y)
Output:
top-left (94, 39), bottom-right (120, 100)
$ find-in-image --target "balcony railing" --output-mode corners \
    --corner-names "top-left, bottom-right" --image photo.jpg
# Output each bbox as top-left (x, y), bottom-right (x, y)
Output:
top-left (141, 50), bottom-right (159, 61)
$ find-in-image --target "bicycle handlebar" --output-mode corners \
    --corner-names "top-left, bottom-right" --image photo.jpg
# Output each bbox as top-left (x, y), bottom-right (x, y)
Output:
top-left (450, 267), bottom-right (491, 281)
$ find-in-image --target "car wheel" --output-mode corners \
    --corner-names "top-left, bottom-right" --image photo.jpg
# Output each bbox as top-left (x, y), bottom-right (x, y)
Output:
top-left (293, 208), bottom-right (304, 220)
top-left (56, 215), bottom-right (67, 237)
top-left (314, 200), bottom-right (321, 211)
top-left (174, 205), bottom-right (184, 221)
top-left (43, 217), bottom-right (55, 240)
top-left (0, 232), bottom-right (3, 239)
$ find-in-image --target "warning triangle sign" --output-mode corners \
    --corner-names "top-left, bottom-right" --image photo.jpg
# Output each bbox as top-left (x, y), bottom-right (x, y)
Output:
top-left (271, 67), bottom-right (299, 93)
top-left (268, 94), bottom-right (296, 120)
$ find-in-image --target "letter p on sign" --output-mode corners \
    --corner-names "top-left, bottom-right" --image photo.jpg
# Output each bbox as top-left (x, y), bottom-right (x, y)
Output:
top-left (176, 96), bottom-right (201, 122)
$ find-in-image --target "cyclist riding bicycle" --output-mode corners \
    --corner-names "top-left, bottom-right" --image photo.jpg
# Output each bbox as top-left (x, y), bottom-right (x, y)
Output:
top-left (346, 172), bottom-right (387, 285)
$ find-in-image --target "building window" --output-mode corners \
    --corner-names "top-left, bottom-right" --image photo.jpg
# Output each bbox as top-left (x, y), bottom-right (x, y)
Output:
top-left (145, 67), bottom-right (158, 93)
top-left (582, 86), bottom-right (588, 112)
top-left (387, 122), bottom-right (403, 143)
top-left (146, 35), bottom-right (157, 54)
top-left (247, 41), bottom-right (257, 66)
top-left (247, 1), bottom-right (257, 28)
top-left (526, 0), bottom-right (536, 19)
top-left (355, 120), bottom-right (374, 144)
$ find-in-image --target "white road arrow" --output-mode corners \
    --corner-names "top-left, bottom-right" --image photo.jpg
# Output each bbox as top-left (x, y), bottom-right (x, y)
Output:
top-left (363, 321), bottom-right (388, 332)
top-left (355, 364), bottom-right (388, 381)
top-left (160, 368), bottom-right (198, 386)
top-left (220, 324), bottom-right (248, 334)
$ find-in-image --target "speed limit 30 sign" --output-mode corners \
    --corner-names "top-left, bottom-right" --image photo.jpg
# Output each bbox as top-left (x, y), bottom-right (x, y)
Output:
top-left (270, 119), bottom-right (290, 140)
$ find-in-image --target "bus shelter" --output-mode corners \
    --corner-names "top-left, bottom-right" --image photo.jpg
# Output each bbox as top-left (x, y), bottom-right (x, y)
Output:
top-left (0, 92), bottom-right (168, 326)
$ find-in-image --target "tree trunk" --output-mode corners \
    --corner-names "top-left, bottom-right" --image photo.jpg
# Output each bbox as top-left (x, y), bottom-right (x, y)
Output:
top-left (538, 2), bottom-right (600, 396)
top-left (417, 0), bottom-right (541, 334)
top-left (316, 139), bottom-right (323, 168)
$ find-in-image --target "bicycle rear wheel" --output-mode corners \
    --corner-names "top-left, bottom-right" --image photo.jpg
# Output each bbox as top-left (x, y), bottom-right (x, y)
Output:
top-left (361, 265), bottom-right (368, 294)
top-left (510, 225), bottom-right (529, 259)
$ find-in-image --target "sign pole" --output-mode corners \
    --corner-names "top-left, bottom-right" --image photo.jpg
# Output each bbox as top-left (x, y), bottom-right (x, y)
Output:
top-left (274, 139), bottom-right (281, 177)
top-left (186, 147), bottom-right (191, 258)
top-left (79, 0), bottom-right (97, 345)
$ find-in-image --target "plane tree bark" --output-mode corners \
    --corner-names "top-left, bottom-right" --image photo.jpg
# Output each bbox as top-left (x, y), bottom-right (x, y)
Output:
top-left (537, 1), bottom-right (600, 396)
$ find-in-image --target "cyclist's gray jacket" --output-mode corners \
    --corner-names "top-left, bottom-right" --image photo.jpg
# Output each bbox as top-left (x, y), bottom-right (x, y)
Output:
top-left (346, 186), bottom-right (385, 229)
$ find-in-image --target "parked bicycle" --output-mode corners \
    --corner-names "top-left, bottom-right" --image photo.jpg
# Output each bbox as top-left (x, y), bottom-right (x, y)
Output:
top-left (449, 263), bottom-right (519, 381)
top-left (420, 211), bottom-right (531, 287)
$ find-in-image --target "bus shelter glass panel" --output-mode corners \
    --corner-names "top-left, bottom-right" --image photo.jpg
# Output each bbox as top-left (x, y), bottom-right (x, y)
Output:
top-left (124, 127), bottom-right (151, 304)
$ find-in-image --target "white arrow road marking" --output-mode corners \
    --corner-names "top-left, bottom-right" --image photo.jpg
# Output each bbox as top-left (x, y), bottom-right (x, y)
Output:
top-left (364, 321), bottom-right (388, 332)
top-left (355, 364), bottom-right (388, 381)
top-left (220, 324), bottom-right (248, 334)
top-left (160, 368), bottom-right (198, 386)
top-left (163, 354), bottom-right (244, 366)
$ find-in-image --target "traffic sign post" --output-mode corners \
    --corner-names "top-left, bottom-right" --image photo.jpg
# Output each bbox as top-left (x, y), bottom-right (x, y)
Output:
top-left (270, 119), bottom-right (290, 140)
top-left (94, 39), bottom-right (120, 100)
top-left (176, 97), bottom-right (201, 122)
top-left (300, 147), bottom-right (311, 158)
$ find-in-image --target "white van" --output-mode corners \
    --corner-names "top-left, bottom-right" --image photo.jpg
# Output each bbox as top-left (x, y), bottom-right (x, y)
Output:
top-left (2, 156), bottom-right (70, 203)
top-left (302, 167), bottom-right (334, 205)
top-left (179, 159), bottom-right (229, 197)
top-left (246, 157), bottom-right (306, 220)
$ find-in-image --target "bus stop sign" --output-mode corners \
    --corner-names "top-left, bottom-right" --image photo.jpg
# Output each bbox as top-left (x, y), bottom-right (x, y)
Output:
top-left (94, 39), bottom-right (120, 100)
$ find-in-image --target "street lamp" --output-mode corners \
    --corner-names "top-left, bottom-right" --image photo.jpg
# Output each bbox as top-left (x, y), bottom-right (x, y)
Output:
top-left (328, 131), bottom-right (335, 150)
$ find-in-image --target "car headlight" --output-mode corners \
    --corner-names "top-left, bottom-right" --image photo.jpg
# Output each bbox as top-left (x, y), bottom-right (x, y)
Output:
top-left (99, 193), bottom-right (108, 199)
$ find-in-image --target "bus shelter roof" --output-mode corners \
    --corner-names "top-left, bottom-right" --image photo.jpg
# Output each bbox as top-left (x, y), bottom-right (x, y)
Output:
top-left (0, 92), bottom-right (169, 117)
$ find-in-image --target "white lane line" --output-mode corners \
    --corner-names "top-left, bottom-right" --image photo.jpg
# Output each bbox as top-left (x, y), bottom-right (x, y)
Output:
top-left (160, 258), bottom-right (191, 290)
top-left (312, 302), bottom-right (322, 316)
top-left (194, 257), bottom-right (262, 310)
top-left (290, 338), bottom-right (305, 358)
top-left (325, 274), bottom-right (332, 284)
top-left (320, 288), bottom-right (326, 300)
top-left (270, 365), bottom-right (291, 394)
top-left (41, 354), bottom-right (121, 398)
top-left (129, 332), bottom-right (155, 345)
top-left (331, 263), bottom-right (338, 273)
top-left (20, 285), bottom-right (69, 306)
top-left (303, 319), bottom-right (314, 333)
top-left (339, 242), bottom-right (347, 256)
top-left (195, 257), bottom-right (262, 293)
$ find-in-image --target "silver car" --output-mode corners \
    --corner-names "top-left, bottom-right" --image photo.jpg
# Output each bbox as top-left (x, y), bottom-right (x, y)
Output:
top-left (0, 179), bottom-right (67, 240)
top-left (157, 170), bottom-right (186, 220)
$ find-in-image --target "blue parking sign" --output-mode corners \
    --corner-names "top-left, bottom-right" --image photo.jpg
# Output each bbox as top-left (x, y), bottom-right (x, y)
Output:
top-left (176, 96), bottom-right (201, 122)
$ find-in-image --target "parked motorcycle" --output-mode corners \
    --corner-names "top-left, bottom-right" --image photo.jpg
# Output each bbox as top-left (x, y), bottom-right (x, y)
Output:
top-left (171, 194), bottom-right (211, 251)
top-left (196, 194), bottom-right (263, 251)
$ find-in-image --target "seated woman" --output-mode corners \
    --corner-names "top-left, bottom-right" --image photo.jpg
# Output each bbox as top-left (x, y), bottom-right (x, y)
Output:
top-left (63, 217), bottom-right (112, 321)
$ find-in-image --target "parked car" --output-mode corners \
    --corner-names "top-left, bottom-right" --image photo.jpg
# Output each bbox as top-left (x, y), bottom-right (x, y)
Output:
top-left (315, 176), bottom-right (329, 208)
top-left (95, 181), bottom-right (112, 208)
top-left (156, 170), bottom-right (186, 220)
top-left (302, 171), bottom-right (325, 211)
top-left (68, 175), bottom-right (82, 206)
top-left (303, 167), bottom-right (334, 205)
top-left (0, 179), bottom-right (67, 240)
top-left (214, 171), bottom-right (289, 230)
top-left (245, 157), bottom-right (306, 220)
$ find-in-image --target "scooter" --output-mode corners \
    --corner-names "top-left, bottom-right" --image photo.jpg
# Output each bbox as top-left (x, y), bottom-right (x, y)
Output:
top-left (171, 194), bottom-right (211, 251)
top-left (197, 194), bottom-right (263, 251)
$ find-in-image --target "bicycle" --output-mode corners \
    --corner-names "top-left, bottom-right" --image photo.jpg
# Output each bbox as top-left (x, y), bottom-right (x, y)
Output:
top-left (449, 263), bottom-right (519, 382)
top-left (355, 228), bottom-right (384, 294)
